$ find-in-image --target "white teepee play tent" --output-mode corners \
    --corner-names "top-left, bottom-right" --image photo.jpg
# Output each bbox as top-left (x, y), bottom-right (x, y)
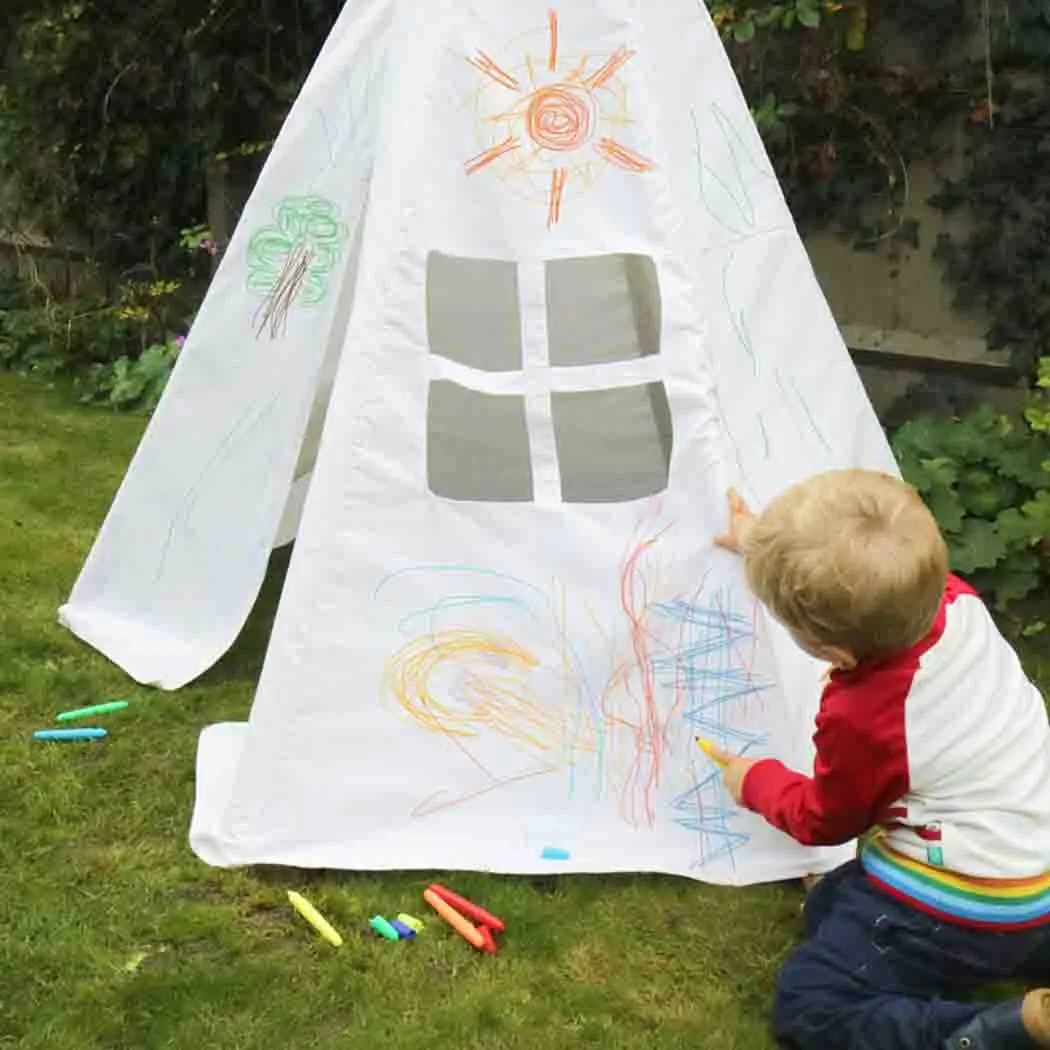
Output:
top-left (59, 0), bottom-right (897, 883)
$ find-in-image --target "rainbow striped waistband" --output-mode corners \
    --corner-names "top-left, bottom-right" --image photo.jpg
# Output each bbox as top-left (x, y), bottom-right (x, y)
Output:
top-left (861, 837), bottom-right (1050, 929)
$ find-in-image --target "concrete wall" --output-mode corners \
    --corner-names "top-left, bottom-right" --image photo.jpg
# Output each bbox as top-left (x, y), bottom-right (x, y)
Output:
top-left (800, 134), bottom-right (1022, 417)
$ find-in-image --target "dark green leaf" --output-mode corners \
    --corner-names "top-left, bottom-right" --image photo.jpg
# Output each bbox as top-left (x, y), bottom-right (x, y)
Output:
top-left (733, 18), bottom-right (757, 42)
top-left (796, 4), bottom-right (821, 29)
top-left (949, 518), bottom-right (1009, 573)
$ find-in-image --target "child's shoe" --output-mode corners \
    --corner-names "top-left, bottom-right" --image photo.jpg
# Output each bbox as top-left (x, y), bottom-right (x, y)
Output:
top-left (943, 990), bottom-right (1050, 1049)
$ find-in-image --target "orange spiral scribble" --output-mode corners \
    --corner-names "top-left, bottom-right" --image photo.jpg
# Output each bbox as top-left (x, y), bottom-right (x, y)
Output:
top-left (387, 630), bottom-right (554, 751)
top-left (525, 83), bottom-right (596, 152)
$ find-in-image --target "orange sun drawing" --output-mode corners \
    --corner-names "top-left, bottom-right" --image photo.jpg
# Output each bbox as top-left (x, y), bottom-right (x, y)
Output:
top-left (463, 9), bottom-right (655, 229)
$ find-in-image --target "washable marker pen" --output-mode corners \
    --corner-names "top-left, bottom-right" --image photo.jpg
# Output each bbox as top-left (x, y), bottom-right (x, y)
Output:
top-left (423, 888), bottom-right (486, 950)
top-left (695, 736), bottom-right (728, 767)
top-left (369, 916), bottom-right (400, 941)
top-left (287, 891), bottom-right (343, 947)
top-left (428, 884), bottom-right (506, 933)
top-left (397, 913), bottom-right (425, 933)
top-left (56, 701), bottom-right (129, 722)
top-left (33, 728), bottom-right (108, 742)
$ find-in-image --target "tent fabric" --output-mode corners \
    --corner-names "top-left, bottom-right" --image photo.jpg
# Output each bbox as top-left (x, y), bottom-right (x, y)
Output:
top-left (60, 0), bottom-right (898, 885)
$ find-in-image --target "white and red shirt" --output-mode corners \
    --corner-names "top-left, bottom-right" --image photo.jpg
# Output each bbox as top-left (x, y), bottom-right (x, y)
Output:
top-left (742, 574), bottom-right (1050, 928)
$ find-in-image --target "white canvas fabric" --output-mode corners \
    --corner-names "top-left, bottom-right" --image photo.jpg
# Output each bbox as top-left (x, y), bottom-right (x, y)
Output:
top-left (60, 0), bottom-right (897, 884)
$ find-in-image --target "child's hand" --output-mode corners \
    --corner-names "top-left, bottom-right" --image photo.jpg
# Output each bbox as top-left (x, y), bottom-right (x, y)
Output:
top-left (714, 488), bottom-right (757, 554)
top-left (706, 743), bottom-right (759, 805)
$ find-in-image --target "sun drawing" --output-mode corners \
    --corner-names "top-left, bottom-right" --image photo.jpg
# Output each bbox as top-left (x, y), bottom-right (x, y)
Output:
top-left (463, 9), bottom-right (654, 229)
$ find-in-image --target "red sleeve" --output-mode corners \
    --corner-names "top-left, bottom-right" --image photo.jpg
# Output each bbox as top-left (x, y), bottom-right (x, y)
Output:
top-left (740, 669), bottom-right (913, 847)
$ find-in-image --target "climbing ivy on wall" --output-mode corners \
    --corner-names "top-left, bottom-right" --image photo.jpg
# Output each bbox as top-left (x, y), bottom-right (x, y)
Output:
top-left (0, 1), bottom-right (341, 270)
top-left (714, 0), bottom-right (1050, 379)
top-left (929, 0), bottom-right (1050, 375)
top-left (1, 0), bottom-right (1048, 383)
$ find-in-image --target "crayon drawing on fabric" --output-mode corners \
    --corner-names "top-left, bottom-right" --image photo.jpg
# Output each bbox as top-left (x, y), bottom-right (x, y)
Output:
top-left (58, 0), bottom-right (897, 884)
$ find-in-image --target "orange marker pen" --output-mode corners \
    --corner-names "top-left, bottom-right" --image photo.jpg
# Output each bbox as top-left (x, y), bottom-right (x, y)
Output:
top-left (423, 888), bottom-right (485, 951)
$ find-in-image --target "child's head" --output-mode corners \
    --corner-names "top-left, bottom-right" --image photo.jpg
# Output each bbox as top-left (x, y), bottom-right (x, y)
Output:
top-left (743, 469), bottom-right (948, 667)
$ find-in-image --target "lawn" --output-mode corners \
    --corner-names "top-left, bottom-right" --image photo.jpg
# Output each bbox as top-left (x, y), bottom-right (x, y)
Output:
top-left (1, 371), bottom-right (1047, 1050)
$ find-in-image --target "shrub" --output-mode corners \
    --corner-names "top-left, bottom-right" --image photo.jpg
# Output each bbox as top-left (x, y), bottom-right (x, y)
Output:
top-left (891, 373), bottom-right (1050, 622)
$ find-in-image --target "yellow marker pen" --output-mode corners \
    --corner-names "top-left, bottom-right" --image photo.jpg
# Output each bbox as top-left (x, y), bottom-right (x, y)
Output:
top-left (287, 890), bottom-right (343, 947)
top-left (695, 736), bottom-right (728, 767)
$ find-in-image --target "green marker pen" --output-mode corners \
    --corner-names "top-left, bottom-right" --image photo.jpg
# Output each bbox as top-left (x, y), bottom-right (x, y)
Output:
top-left (56, 701), bottom-right (129, 723)
top-left (369, 915), bottom-right (401, 941)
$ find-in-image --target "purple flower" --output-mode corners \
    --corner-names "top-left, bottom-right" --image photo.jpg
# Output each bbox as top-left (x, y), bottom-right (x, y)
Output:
top-left (174, 335), bottom-right (186, 348)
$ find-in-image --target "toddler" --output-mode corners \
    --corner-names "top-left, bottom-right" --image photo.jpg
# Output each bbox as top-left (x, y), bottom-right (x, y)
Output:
top-left (712, 469), bottom-right (1050, 1050)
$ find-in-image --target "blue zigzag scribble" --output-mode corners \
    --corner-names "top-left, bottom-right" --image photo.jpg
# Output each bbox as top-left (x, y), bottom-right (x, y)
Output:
top-left (653, 590), bottom-right (772, 869)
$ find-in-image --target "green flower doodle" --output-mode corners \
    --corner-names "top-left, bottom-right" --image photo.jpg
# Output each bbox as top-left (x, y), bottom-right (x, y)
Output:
top-left (245, 195), bottom-right (349, 339)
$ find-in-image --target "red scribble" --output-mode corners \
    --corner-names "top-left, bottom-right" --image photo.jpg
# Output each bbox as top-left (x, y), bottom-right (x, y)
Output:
top-left (618, 533), bottom-right (664, 828)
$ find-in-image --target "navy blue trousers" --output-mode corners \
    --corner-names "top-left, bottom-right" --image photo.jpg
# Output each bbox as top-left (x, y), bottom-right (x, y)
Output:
top-left (773, 860), bottom-right (1050, 1050)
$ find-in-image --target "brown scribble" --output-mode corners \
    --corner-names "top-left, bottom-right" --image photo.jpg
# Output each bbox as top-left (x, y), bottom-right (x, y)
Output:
top-left (253, 244), bottom-right (313, 339)
top-left (411, 766), bottom-right (559, 818)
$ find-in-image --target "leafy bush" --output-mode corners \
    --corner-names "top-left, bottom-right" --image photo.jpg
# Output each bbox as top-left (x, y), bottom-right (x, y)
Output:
top-left (0, 271), bottom-right (188, 409)
top-left (79, 336), bottom-right (181, 412)
top-left (891, 378), bottom-right (1050, 619)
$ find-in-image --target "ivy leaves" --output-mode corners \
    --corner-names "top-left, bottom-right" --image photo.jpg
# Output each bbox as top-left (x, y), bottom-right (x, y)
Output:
top-left (718, 0), bottom-right (827, 43)
top-left (0, 2), bottom-right (341, 269)
top-left (892, 400), bottom-right (1050, 611)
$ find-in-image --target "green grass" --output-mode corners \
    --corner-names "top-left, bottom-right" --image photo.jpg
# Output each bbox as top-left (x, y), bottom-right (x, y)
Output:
top-left (1, 371), bottom-right (1047, 1050)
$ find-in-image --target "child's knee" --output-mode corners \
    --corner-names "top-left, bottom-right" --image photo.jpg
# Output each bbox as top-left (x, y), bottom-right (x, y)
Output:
top-left (772, 948), bottom-right (854, 1049)
top-left (772, 953), bottom-right (812, 1043)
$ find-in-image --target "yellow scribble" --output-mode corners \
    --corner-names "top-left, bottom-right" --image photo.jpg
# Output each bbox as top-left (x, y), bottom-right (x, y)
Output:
top-left (387, 630), bottom-right (549, 750)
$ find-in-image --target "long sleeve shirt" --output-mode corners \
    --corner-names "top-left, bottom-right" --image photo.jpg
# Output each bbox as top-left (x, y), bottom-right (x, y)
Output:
top-left (741, 575), bottom-right (1050, 928)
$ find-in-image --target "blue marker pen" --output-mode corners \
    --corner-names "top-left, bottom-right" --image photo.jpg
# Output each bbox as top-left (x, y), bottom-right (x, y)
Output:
top-left (33, 728), bottom-right (108, 742)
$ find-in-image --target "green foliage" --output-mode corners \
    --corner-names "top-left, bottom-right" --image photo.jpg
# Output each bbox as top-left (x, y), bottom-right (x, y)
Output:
top-left (1024, 357), bottom-right (1050, 436)
top-left (712, 0), bottom-right (967, 241)
top-left (892, 394), bottom-right (1050, 614)
top-left (0, 270), bottom-right (188, 409)
top-left (716, 0), bottom-right (1049, 384)
top-left (79, 335), bottom-right (181, 411)
top-left (928, 0), bottom-right (1050, 375)
top-left (0, 1), bottom-right (339, 270)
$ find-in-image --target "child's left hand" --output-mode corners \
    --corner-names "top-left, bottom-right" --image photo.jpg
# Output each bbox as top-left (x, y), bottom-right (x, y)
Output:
top-left (706, 744), bottom-right (759, 805)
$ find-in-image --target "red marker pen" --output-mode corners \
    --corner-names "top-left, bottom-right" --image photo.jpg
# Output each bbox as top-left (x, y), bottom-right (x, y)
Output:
top-left (428, 883), bottom-right (506, 934)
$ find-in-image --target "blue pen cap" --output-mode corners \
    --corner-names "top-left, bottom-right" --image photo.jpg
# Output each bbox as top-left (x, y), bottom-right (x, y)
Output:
top-left (389, 919), bottom-right (416, 940)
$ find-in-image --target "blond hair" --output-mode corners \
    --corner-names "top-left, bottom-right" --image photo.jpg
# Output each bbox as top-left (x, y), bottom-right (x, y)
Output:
top-left (743, 469), bottom-right (948, 662)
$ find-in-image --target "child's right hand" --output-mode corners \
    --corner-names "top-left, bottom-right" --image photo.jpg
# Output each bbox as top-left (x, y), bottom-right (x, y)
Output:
top-left (714, 488), bottom-right (756, 554)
